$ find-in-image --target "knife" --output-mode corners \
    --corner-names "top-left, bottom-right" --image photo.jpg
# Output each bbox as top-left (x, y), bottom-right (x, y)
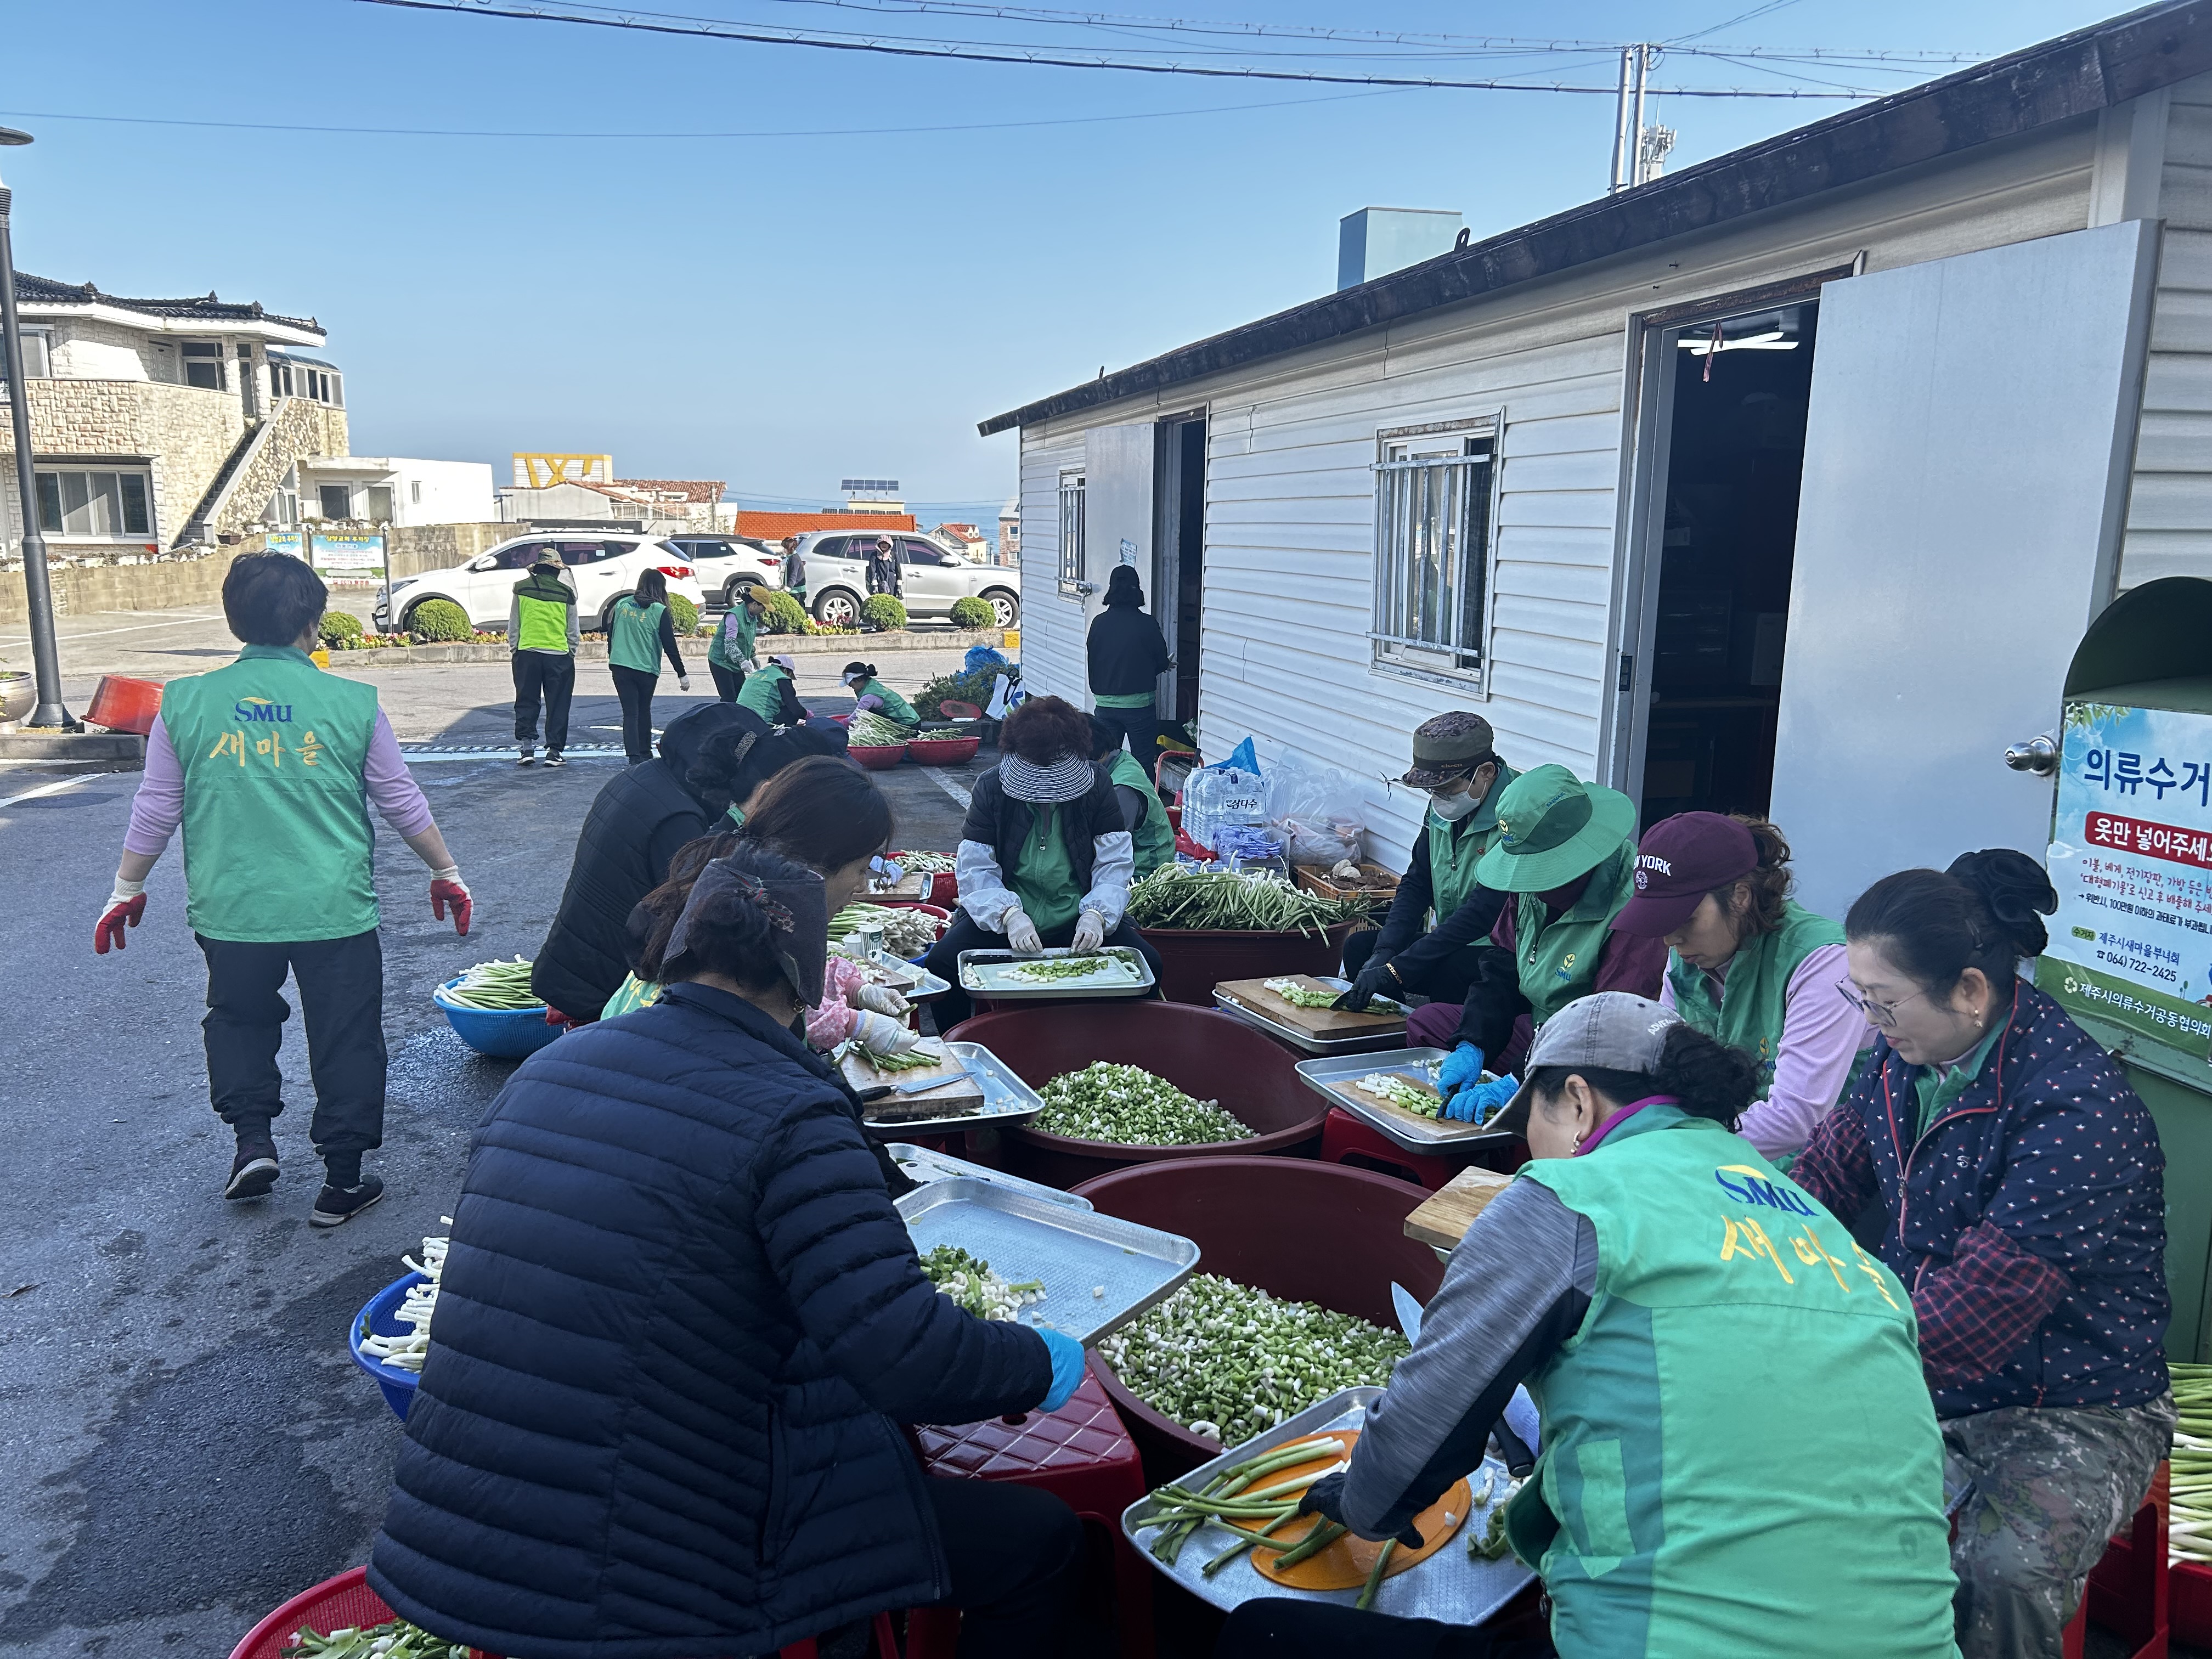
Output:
top-left (1390, 1281), bottom-right (1424, 1345)
top-left (895, 1066), bottom-right (977, 1095)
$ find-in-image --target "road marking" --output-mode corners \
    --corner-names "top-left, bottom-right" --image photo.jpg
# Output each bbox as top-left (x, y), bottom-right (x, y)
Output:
top-left (0, 613), bottom-right (226, 646)
top-left (0, 773), bottom-right (99, 811)
top-left (399, 743), bottom-right (627, 763)
top-left (922, 768), bottom-right (974, 810)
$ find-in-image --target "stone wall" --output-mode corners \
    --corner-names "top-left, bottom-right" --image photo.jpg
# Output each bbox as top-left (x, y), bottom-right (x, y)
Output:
top-left (0, 548), bottom-right (234, 628)
top-left (0, 379), bottom-right (242, 550)
top-left (202, 396), bottom-right (351, 540)
top-left (387, 521), bottom-right (512, 579)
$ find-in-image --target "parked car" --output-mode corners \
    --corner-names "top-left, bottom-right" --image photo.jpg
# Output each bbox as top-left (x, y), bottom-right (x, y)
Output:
top-left (788, 530), bottom-right (1021, 629)
top-left (375, 533), bottom-right (706, 635)
top-left (667, 535), bottom-right (786, 603)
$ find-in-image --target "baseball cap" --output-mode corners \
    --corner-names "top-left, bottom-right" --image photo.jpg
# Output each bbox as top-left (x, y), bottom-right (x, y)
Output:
top-left (1490, 992), bottom-right (1682, 1136)
top-left (1611, 812), bottom-right (1758, 938)
top-left (1398, 712), bottom-right (1496, 789)
top-left (1472, 765), bottom-right (1639, 894)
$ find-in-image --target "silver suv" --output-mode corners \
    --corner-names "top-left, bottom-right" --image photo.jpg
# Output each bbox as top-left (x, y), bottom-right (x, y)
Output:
top-left (789, 530), bottom-right (1021, 630)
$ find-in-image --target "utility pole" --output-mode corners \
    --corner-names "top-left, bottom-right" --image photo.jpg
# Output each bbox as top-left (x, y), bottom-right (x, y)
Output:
top-left (1610, 45), bottom-right (1675, 193)
top-left (1610, 47), bottom-right (1636, 192)
top-left (0, 126), bottom-right (70, 729)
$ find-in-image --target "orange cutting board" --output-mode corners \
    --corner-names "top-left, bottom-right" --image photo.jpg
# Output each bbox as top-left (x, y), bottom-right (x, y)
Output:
top-left (1245, 1431), bottom-right (1471, 1590)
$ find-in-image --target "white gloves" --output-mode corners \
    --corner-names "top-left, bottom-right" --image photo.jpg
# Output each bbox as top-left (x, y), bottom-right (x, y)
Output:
top-left (1071, 909), bottom-right (1107, 952)
top-left (854, 1009), bottom-right (920, 1055)
top-left (678, 674), bottom-right (692, 691)
top-left (857, 983), bottom-right (910, 1017)
top-left (1002, 908), bottom-right (1042, 953)
top-left (108, 877), bottom-right (146, 909)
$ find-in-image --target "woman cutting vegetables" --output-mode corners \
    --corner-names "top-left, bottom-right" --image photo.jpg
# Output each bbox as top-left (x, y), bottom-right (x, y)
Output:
top-left (841, 659), bottom-right (918, 726)
top-left (370, 839), bottom-right (1090, 1657)
top-left (1217, 993), bottom-right (1958, 1658)
top-left (1606, 811), bottom-right (1866, 1164)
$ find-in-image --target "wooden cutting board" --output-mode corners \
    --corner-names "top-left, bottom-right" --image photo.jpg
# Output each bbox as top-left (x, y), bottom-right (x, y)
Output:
top-left (1404, 1165), bottom-right (1517, 1251)
top-left (843, 1045), bottom-right (986, 1121)
top-left (1215, 975), bottom-right (1407, 1039)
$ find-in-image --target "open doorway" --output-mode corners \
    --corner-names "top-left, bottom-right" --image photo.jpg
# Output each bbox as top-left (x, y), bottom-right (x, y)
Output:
top-left (1637, 301), bottom-right (1819, 822)
top-left (1154, 414), bottom-right (1206, 731)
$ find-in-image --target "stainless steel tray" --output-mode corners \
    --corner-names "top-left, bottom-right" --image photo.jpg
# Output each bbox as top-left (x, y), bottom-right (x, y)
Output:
top-left (886, 1143), bottom-right (1093, 1210)
top-left (1212, 975), bottom-right (1410, 1057)
top-left (837, 953), bottom-right (952, 1001)
top-left (1121, 1387), bottom-right (1535, 1618)
top-left (958, 945), bottom-right (1154, 1001)
top-left (898, 1177), bottom-right (1198, 1344)
top-left (861, 1041), bottom-right (1045, 1137)
top-left (1295, 1049), bottom-right (1520, 1154)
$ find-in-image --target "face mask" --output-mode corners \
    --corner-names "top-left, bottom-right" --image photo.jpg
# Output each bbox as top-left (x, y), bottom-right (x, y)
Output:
top-left (1430, 788), bottom-right (1481, 822)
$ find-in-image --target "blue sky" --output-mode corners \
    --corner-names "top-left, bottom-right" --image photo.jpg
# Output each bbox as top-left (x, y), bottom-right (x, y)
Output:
top-left (4, 0), bottom-right (2124, 521)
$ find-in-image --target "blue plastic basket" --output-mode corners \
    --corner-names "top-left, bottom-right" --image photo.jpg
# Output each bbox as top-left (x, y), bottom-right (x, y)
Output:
top-left (348, 1271), bottom-right (427, 1420)
top-left (433, 975), bottom-right (563, 1060)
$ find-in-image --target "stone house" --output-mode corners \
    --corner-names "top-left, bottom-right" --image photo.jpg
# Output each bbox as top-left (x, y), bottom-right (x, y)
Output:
top-left (1, 274), bottom-right (347, 560)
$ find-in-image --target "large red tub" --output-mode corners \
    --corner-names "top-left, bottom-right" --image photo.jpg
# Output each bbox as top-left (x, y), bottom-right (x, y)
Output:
top-left (1070, 1156), bottom-right (1441, 1481)
top-left (947, 1001), bottom-right (1325, 1188)
top-left (1136, 920), bottom-right (1363, 1006)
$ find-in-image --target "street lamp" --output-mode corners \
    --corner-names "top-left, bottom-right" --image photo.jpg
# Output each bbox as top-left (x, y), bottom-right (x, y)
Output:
top-left (0, 126), bottom-right (71, 729)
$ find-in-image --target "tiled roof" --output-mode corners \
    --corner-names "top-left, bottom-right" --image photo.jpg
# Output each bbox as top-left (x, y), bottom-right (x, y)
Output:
top-left (15, 273), bottom-right (320, 333)
top-left (735, 510), bottom-right (918, 539)
top-left (611, 477), bottom-right (726, 504)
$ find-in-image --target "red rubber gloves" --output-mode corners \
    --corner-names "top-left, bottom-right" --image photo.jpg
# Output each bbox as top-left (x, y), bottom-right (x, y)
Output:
top-left (94, 890), bottom-right (147, 954)
top-left (430, 867), bottom-right (472, 936)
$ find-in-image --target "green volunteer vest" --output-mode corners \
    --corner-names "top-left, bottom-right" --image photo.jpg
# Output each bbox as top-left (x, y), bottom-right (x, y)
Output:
top-left (1426, 761), bottom-right (1519, 924)
top-left (709, 607), bottom-right (757, 670)
top-left (1508, 1106), bottom-right (1955, 1659)
top-left (608, 597), bottom-right (665, 673)
top-left (1107, 748), bottom-right (1175, 877)
top-left (512, 572), bottom-right (574, 654)
top-left (1666, 900), bottom-right (1844, 1090)
top-left (857, 676), bottom-right (917, 725)
top-left (159, 645), bottom-right (382, 943)
top-left (1010, 805), bottom-right (1082, 932)
top-left (1514, 838), bottom-right (1637, 1028)
top-left (736, 664), bottom-right (791, 723)
top-left (1094, 690), bottom-right (1155, 709)
top-left (602, 972), bottom-right (664, 1019)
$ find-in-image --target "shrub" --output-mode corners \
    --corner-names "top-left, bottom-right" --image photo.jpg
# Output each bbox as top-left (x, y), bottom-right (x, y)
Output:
top-left (861, 594), bottom-right (909, 631)
top-left (318, 610), bottom-right (364, 644)
top-left (761, 590), bottom-right (812, 635)
top-left (409, 598), bottom-right (472, 642)
top-left (668, 593), bottom-right (699, 635)
top-left (913, 664), bottom-right (1002, 721)
top-left (948, 596), bottom-right (994, 630)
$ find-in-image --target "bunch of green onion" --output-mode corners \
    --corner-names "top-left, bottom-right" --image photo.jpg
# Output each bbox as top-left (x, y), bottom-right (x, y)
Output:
top-left (1126, 867), bottom-right (1369, 937)
top-left (281, 1619), bottom-right (469, 1657)
top-left (2172, 1362), bottom-right (2212, 1563)
top-left (1036, 1063), bottom-right (1251, 1146)
top-left (848, 712), bottom-right (913, 747)
top-left (830, 902), bottom-right (942, 957)
top-left (442, 958), bottom-right (540, 1010)
top-left (893, 849), bottom-right (957, 874)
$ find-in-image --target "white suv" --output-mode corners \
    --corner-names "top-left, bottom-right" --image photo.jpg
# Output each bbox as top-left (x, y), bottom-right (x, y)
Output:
top-left (375, 533), bottom-right (707, 635)
top-left (789, 531), bottom-right (1021, 630)
top-left (667, 535), bottom-right (786, 604)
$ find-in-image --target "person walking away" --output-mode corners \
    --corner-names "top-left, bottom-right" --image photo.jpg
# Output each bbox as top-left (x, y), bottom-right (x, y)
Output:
top-left (1791, 851), bottom-right (2172, 1659)
top-left (1218, 994), bottom-right (1959, 1659)
top-left (707, 585), bottom-right (766, 703)
top-left (95, 552), bottom-right (473, 1226)
top-left (607, 568), bottom-right (690, 764)
top-left (923, 695), bottom-right (1164, 1029)
top-left (507, 546), bottom-right (579, 766)
top-left (1090, 713), bottom-right (1173, 878)
top-left (840, 660), bottom-right (917, 726)
top-left (1086, 563), bottom-right (1171, 766)
top-left (370, 839), bottom-right (1088, 1658)
top-left (1607, 811), bottom-right (1867, 1166)
top-left (1335, 713), bottom-right (1516, 1016)
top-left (1412, 764), bottom-right (1666, 1122)
top-left (533, 701), bottom-right (755, 1023)
top-left (737, 651), bottom-right (811, 726)
top-left (866, 535), bottom-right (902, 599)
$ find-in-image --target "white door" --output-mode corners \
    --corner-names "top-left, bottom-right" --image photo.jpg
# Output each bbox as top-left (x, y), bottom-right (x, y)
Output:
top-left (1081, 423), bottom-right (1158, 702)
top-left (1770, 219), bottom-right (2159, 922)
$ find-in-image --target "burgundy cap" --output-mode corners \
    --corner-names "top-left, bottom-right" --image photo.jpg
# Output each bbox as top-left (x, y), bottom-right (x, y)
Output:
top-left (1610, 812), bottom-right (1758, 937)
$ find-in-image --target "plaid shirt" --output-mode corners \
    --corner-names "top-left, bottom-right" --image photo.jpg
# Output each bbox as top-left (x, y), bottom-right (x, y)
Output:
top-left (1791, 982), bottom-right (2169, 1417)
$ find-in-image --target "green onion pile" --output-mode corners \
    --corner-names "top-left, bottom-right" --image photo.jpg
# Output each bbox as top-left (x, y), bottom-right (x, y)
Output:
top-left (1009, 954), bottom-right (1130, 984)
top-left (1262, 977), bottom-right (1338, 1008)
top-left (2172, 1363), bottom-right (2212, 1564)
top-left (1037, 1062), bottom-right (1252, 1146)
top-left (921, 1244), bottom-right (1046, 1321)
top-left (1126, 867), bottom-right (1370, 936)
top-left (1466, 1466), bottom-right (1522, 1561)
top-left (848, 712), bottom-right (913, 747)
top-left (1132, 1432), bottom-right (1353, 1575)
top-left (830, 902), bottom-right (943, 957)
top-left (1097, 1273), bottom-right (1410, 1440)
top-left (1356, 1073), bottom-right (1446, 1119)
top-left (283, 1620), bottom-right (468, 1657)
top-left (852, 1042), bottom-right (937, 1073)
top-left (357, 1225), bottom-right (450, 1374)
top-left (441, 957), bottom-right (540, 1010)
top-left (893, 849), bottom-right (957, 874)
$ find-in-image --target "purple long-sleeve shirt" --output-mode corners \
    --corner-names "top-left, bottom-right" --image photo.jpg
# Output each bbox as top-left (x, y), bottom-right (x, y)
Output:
top-left (1660, 941), bottom-right (1872, 1160)
top-left (124, 710), bottom-right (435, 858)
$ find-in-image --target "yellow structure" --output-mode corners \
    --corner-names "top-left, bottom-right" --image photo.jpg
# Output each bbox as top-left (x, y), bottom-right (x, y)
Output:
top-left (511, 453), bottom-right (614, 489)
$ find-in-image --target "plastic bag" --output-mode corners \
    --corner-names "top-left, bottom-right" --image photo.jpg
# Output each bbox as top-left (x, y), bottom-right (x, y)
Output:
top-left (964, 645), bottom-right (1008, 675)
top-left (1262, 753), bottom-right (1368, 866)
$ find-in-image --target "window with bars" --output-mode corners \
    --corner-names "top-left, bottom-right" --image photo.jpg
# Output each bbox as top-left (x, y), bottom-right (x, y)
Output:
top-left (1372, 427), bottom-right (1496, 684)
top-left (1057, 470), bottom-right (1086, 596)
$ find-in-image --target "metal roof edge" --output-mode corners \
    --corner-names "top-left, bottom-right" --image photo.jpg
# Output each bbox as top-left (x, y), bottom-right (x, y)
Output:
top-left (977, 0), bottom-right (2211, 437)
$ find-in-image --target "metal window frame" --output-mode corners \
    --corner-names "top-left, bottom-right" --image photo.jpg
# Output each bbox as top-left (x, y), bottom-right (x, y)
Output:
top-left (33, 464), bottom-right (157, 539)
top-left (1057, 467), bottom-right (1089, 600)
top-left (1369, 415), bottom-right (1502, 694)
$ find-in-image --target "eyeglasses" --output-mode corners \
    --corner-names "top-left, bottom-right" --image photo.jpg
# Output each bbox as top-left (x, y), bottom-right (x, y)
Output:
top-left (1835, 978), bottom-right (1931, 1028)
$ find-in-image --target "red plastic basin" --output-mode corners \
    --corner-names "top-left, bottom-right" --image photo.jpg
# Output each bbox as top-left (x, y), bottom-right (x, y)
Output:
top-left (86, 674), bottom-right (162, 736)
top-left (947, 1001), bottom-right (1325, 1188)
top-left (849, 743), bottom-right (906, 771)
top-left (232, 1566), bottom-right (501, 1659)
top-left (1137, 920), bottom-right (1362, 1006)
top-left (906, 734), bottom-right (982, 765)
top-left (1071, 1156), bottom-right (1441, 1481)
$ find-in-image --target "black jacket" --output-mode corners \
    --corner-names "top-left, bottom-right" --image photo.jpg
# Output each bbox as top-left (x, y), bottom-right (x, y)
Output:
top-left (1086, 602), bottom-right (1170, 698)
top-left (1367, 834), bottom-right (1506, 989)
top-left (369, 983), bottom-right (1048, 1659)
top-left (961, 765), bottom-right (1124, 896)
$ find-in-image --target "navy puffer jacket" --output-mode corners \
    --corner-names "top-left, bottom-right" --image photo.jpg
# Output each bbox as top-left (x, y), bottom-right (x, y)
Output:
top-left (368, 983), bottom-right (1050, 1659)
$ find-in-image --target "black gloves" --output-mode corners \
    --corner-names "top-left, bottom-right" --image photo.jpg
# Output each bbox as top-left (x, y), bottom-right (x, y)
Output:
top-left (1333, 958), bottom-right (1398, 1013)
top-left (1297, 1471), bottom-right (1425, 1548)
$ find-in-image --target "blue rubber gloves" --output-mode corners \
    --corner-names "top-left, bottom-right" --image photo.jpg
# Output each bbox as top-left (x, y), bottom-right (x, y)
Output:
top-left (1437, 1042), bottom-right (1487, 1092)
top-left (1444, 1075), bottom-right (1520, 1125)
top-left (1037, 1327), bottom-right (1088, 1413)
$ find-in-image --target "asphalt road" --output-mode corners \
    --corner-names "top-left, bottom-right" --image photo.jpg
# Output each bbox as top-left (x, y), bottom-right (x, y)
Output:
top-left (0, 662), bottom-right (985, 1656)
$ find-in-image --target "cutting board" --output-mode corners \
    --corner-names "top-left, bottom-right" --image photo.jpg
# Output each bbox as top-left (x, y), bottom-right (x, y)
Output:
top-left (1404, 1165), bottom-right (1517, 1251)
top-left (843, 1045), bottom-right (986, 1122)
top-left (1215, 975), bottom-right (1407, 1040)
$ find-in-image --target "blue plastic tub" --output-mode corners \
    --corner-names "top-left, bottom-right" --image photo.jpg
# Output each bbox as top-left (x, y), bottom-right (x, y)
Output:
top-left (434, 975), bottom-right (563, 1060)
top-left (349, 1271), bottom-right (427, 1420)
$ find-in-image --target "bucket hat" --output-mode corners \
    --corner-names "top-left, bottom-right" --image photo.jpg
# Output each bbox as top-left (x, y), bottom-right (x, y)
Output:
top-left (1489, 991), bottom-right (1681, 1136)
top-left (1611, 812), bottom-right (1759, 938)
top-left (530, 548), bottom-right (566, 569)
top-left (1472, 764), bottom-right (1638, 893)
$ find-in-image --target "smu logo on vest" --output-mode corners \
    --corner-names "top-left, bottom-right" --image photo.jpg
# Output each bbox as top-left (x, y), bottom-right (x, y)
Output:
top-left (1713, 1163), bottom-right (1817, 1217)
top-left (233, 696), bottom-right (294, 722)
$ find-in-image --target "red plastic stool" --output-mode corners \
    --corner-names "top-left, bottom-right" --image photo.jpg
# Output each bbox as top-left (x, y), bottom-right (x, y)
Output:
top-left (912, 1367), bottom-right (1154, 1659)
top-left (2061, 1496), bottom-right (2168, 1659)
top-left (1319, 1107), bottom-right (1464, 1191)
